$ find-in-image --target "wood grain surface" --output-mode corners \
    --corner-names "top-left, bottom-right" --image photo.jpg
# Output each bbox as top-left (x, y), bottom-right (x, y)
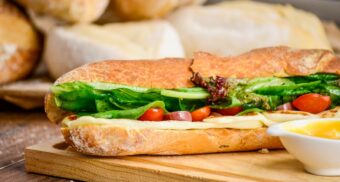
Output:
top-left (0, 111), bottom-right (70, 181)
top-left (25, 138), bottom-right (340, 182)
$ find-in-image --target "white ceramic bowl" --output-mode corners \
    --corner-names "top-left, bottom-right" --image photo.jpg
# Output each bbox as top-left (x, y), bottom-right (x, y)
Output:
top-left (267, 118), bottom-right (340, 176)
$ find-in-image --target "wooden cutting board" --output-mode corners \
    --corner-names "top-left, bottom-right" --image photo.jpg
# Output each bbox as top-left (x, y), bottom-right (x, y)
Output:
top-left (24, 138), bottom-right (340, 182)
top-left (0, 76), bottom-right (52, 109)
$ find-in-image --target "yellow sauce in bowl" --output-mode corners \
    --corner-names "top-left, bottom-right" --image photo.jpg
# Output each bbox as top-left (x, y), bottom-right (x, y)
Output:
top-left (287, 121), bottom-right (340, 140)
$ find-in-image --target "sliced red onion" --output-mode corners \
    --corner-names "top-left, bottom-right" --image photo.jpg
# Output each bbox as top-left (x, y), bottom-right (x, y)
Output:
top-left (277, 102), bottom-right (294, 111)
top-left (164, 111), bottom-right (192, 121)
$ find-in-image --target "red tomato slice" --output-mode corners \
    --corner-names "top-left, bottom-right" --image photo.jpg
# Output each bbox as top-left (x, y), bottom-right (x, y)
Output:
top-left (292, 93), bottom-right (331, 114)
top-left (68, 115), bottom-right (78, 121)
top-left (139, 108), bottom-right (164, 121)
top-left (216, 106), bottom-right (243, 116)
top-left (191, 106), bottom-right (211, 121)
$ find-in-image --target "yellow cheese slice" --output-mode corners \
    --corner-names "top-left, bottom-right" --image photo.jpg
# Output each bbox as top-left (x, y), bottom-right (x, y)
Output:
top-left (64, 116), bottom-right (263, 130)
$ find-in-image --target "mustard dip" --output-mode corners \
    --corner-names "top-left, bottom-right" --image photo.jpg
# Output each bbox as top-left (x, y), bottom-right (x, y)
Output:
top-left (287, 121), bottom-right (340, 140)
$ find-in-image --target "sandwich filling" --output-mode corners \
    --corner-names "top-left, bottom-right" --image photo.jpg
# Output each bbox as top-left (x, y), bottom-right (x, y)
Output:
top-left (52, 73), bottom-right (340, 128)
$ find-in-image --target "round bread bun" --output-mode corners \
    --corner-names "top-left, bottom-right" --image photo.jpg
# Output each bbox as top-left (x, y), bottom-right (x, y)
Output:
top-left (0, 1), bottom-right (40, 84)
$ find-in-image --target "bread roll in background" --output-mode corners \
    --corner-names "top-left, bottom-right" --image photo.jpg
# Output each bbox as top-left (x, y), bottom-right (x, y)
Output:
top-left (15, 0), bottom-right (109, 23)
top-left (168, 1), bottom-right (332, 57)
top-left (44, 20), bottom-right (184, 79)
top-left (109, 0), bottom-right (205, 21)
top-left (25, 9), bottom-right (69, 35)
top-left (0, 0), bottom-right (40, 84)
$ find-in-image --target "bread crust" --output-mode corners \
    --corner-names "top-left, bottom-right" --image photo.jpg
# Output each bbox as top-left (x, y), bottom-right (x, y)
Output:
top-left (54, 58), bottom-right (193, 88)
top-left (61, 126), bottom-right (282, 156)
top-left (191, 47), bottom-right (340, 78)
top-left (0, 1), bottom-right (40, 84)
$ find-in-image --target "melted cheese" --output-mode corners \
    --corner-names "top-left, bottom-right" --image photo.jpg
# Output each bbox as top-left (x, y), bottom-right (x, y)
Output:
top-left (63, 109), bottom-right (337, 130)
top-left (63, 116), bottom-right (263, 130)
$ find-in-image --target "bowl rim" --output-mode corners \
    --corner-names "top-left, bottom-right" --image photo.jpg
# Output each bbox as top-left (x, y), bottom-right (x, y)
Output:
top-left (267, 118), bottom-right (340, 143)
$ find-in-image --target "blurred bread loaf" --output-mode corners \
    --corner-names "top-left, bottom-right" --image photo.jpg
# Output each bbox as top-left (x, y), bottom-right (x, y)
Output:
top-left (109, 0), bottom-right (205, 21)
top-left (15, 0), bottom-right (109, 23)
top-left (168, 1), bottom-right (332, 57)
top-left (0, 0), bottom-right (40, 84)
top-left (44, 20), bottom-right (184, 79)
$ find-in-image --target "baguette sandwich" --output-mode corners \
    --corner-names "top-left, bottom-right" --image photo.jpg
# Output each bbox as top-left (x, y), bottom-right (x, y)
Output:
top-left (45, 47), bottom-right (340, 156)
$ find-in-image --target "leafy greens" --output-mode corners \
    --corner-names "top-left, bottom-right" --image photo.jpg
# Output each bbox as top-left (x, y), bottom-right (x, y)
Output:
top-left (52, 73), bottom-right (340, 119)
top-left (52, 81), bottom-right (208, 118)
top-left (191, 73), bottom-right (340, 111)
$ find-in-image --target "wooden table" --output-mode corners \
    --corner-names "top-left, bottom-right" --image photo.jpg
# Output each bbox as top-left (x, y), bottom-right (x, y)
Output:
top-left (0, 106), bottom-right (71, 181)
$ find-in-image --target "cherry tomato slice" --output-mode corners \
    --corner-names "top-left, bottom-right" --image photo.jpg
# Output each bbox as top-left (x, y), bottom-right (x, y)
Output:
top-left (216, 106), bottom-right (243, 116)
top-left (139, 108), bottom-right (164, 121)
top-left (68, 115), bottom-right (78, 121)
top-left (292, 93), bottom-right (331, 114)
top-left (191, 106), bottom-right (211, 121)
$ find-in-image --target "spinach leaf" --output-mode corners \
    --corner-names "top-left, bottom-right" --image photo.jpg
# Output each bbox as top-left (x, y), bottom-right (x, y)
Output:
top-left (88, 101), bottom-right (167, 119)
top-left (210, 96), bottom-right (242, 109)
top-left (52, 82), bottom-right (97, 112)
top-left (322, 85), bottom-right (340, 105)
top-left (95, 99), bottom-right (117, 112)
top-left (288, 73), bottom-right (340, 83)
top-left (254, 81), bottom-right (321, 96)
top-left (244, 77), bottom-right (293, 92)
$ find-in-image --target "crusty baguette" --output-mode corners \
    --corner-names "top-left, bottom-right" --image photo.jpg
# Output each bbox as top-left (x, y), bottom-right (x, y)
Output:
top-left (45, 47), bottom-right (340, 156)
top-left (61, 126), bottom-right (282, 156)
top-left (0, 1), bottom-right (40, 84)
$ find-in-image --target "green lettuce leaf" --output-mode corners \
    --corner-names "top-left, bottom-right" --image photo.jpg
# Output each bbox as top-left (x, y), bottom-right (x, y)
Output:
top-left (254, 81), bottom-right (321, 96)
top-left (88, 101), bottom-right (166, 119)
top-left (52, 81), bottom-right (207, 114)
top-left (288, 73), bottom-right (340, 83)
